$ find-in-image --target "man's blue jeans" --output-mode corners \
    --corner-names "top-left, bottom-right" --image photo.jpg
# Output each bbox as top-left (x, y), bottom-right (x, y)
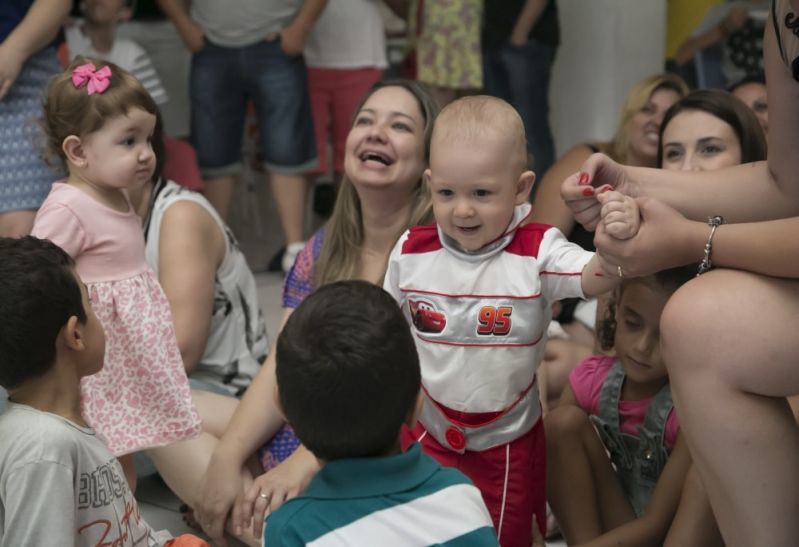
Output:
top-left (483, 40), bottom-right (557, 178)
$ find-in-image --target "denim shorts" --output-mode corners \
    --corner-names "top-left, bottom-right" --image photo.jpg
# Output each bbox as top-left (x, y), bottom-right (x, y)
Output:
top-left (190, 39), bottom-right (317, 176)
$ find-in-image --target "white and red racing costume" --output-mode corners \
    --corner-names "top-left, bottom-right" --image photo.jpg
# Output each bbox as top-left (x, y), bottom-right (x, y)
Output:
top-left (385, 204), bottom-right (593, 546)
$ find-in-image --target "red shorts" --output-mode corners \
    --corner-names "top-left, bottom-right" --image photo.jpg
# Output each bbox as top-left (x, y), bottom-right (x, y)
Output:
top-left (401, 418), bottom-right (546, 547)
top-left (307, 67), bottom-right (384, 176)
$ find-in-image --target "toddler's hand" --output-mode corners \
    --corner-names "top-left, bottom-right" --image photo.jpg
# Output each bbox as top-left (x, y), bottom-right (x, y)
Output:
top-left (598, 190), bottom-right (640, 240)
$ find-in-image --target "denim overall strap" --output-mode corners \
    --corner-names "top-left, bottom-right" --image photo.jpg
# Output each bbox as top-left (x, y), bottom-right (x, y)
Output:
top-left (589, 360), bottom-right (672, 516)
top-left (590, 361), bottom-right (633, 470)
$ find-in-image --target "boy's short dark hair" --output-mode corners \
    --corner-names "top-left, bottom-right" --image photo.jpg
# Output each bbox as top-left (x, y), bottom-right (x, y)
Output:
top-left (276, 281), bottom-right (421, 461)
top-left (0, 237), bottom-right (87, 389)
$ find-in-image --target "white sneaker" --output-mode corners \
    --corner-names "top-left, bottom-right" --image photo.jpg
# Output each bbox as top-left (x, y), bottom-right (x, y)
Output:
top-left (282, 241), bottom-right (306, 273)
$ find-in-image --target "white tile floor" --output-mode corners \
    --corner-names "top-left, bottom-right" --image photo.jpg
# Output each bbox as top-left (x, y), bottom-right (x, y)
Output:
top-left (137, 178), bottom-right (567, 545)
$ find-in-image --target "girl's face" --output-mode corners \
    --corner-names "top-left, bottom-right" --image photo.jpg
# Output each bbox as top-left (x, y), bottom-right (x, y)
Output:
top-left (614, 281), bottom-right (671, 398)
top-left (732, 82), bottom-right (768, 134)
top-left (343, 86), bottom-right (427, 195)
top-left (661, 110), bottom-right (742, 172)
top-left (627, 87), bottom-right (682, 164)
top-left (79, 107), bottom-right (156, 190)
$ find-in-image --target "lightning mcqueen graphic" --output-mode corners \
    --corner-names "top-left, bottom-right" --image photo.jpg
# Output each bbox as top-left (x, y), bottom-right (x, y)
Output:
top-left (408, 298), bottom-right (447, 333)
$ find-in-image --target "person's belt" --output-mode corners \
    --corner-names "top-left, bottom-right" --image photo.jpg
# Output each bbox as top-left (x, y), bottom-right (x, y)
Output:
top-left (419, 377), bottom-right (540, 453)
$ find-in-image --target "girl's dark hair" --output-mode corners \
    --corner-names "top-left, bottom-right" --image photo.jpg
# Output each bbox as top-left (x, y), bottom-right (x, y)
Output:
top-left (657, 89), bottom-right (767, 168)
top-left (597, 265), bottom-right (696, 351)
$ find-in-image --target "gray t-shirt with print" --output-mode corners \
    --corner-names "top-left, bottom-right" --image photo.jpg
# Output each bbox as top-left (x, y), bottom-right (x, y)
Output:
top-left (0, 403), bottom-right (172, 547)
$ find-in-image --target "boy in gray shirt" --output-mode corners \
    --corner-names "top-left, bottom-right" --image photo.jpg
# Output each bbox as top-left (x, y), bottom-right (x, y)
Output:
top-left (0, 237), bottom-right (198, 547)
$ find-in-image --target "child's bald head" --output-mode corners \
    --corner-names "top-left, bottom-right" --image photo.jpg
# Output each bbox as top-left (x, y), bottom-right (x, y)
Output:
top-left (431, 96), bottom-right (529, 174)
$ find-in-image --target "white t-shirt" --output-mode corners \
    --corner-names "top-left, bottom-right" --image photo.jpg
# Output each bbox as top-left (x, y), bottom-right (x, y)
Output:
top-left (304, 0), bottom-right (387, 69)
top-left (144, 179), bottom-right (268, 396)
top-left (0, 404), bottom-right (172, 547)
top-left (64, 23), bottom-right (168, 105)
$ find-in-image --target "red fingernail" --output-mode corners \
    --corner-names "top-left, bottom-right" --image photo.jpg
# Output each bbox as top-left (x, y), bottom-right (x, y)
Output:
top-left (582, 187), bottom-right (594, 196)
top-left (594, 272), bottom-right (604, 277)
top-left (578, 172), bottom-right (590, 185)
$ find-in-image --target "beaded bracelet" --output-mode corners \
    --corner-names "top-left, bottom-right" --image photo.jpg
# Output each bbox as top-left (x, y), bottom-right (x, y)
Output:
top-left (697, 216), bottom-right (725, 276)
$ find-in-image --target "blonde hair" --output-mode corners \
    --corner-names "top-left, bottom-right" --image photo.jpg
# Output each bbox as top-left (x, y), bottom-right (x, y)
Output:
top-left (607, 73), bottom-right (689, 165)
top-left (41, 56), bottom-right (158, 166)
top-left (432, 95), bottom-right (528, 172)
top-left (314, 80), bottom-right (439, 288)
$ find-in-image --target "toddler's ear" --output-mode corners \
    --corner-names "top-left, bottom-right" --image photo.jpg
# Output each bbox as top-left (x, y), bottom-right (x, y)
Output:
top-left (515, 170), bottom-right (535, 205)
top-left (62, 135), bottom-right (87, 167)
top-left (423, 168), bottom-right (432, 186)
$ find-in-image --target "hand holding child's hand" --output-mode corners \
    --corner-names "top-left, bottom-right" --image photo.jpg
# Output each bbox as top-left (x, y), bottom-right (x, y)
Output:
top-left (598, 190), bottom-right (640, 240)
top-left (560, 153), bottom-right (635, 231)
top-left (196, 454), bottom-right (243, 546)
top-left (238, 446), bottom-right (320, 539)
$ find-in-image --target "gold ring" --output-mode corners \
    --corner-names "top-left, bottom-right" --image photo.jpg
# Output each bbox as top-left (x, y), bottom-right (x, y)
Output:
top-left (617, 265), bottom-right (624, 278)
top-left (258, 492), bottom-right (270, 500)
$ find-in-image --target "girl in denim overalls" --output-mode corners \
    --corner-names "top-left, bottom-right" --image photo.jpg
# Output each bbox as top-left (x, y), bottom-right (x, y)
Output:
top-left (545, 266), bottom-right (719, 547)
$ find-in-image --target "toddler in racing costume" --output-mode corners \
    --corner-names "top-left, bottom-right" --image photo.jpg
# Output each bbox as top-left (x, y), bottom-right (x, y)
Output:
top-left (384, 95), bottom-right (639, 546)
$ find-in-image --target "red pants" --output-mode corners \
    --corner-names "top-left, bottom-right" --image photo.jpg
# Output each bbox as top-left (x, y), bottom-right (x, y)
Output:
top-left (402, 419), bottom-right (546, 547)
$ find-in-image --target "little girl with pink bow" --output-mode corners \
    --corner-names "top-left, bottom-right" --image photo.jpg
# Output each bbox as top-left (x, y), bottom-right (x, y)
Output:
top-left (32, 57), bottom-right (201, 486)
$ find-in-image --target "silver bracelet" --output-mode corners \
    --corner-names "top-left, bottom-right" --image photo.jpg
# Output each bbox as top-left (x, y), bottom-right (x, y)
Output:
top-left (697, 216), bottom-right (725, 276)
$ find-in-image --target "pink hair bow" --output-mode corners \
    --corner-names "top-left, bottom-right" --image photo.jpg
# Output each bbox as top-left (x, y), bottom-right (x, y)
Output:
top-left (71, 63), bottom-right (112, 95)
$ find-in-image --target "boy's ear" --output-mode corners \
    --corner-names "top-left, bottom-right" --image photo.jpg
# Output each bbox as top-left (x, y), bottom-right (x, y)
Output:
top-left (405, 390), bottom-right (424, 429)
top-left (62, 135), bottom-right (87, 167)
top-left (515, 170), bottom-right (536, 205)
top-left (61, 315), bottom-right (85, 352)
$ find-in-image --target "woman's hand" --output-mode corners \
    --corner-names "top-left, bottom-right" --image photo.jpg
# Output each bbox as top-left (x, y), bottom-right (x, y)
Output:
top-left (561, 153), bottom-right (636, 231)
top-left (238, 445), bottom-right (320, 538)
top-left (594, 197), bottom-right (704, 278)
top-left (0, 43), bottom-right (25, 100)
top-left (196, 449), bottom-right (244, 546)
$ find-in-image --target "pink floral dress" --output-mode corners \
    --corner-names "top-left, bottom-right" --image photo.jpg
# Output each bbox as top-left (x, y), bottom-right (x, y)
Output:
top-left (32, 183), bottom-right (201, 455)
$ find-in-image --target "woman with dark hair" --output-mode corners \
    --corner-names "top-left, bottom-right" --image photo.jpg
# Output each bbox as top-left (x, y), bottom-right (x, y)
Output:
top-left (560, 2), bottom-right (799, 541)
top-left (657, 88), bottom-right (767, 170)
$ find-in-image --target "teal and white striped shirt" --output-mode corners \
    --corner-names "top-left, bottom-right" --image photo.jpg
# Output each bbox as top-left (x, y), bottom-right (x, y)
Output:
top-left (264, 444), bottom-right (498, 546)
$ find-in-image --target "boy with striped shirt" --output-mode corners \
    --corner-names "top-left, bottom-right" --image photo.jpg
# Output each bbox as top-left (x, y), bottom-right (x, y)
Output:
top-left (263, 281), bottom-right (498, 546)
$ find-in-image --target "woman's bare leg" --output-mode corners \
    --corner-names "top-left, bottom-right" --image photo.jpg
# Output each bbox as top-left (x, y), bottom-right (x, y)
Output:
top-left (664, 465), bottom-right (723, 547)
top-left (545, 405), bottom-right (635, 544)
top-left (661, 269), bottom-right (799, 547)
top-left (148, 391), bottom-right (241, 506)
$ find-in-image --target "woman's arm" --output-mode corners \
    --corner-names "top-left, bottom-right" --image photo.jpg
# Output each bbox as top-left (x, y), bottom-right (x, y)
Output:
top-left (197, 309), bottom-right (296, 544)
top-left (0, 0), bottom-right (71, 99)
top-left (594, 197), bottom-right (799, 279)
top-left (566, 18), bottom-right (799, 226)
top-left (576, 433), bottom-right (692, 547)
top-left (530, 144), bottom-right (595, 232)
top-left (157, 201), bottom-right (224, 373)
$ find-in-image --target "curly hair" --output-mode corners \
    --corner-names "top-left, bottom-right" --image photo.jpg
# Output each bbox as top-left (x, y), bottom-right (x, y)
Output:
top-left (597, 265), bottom-right (696, 352)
